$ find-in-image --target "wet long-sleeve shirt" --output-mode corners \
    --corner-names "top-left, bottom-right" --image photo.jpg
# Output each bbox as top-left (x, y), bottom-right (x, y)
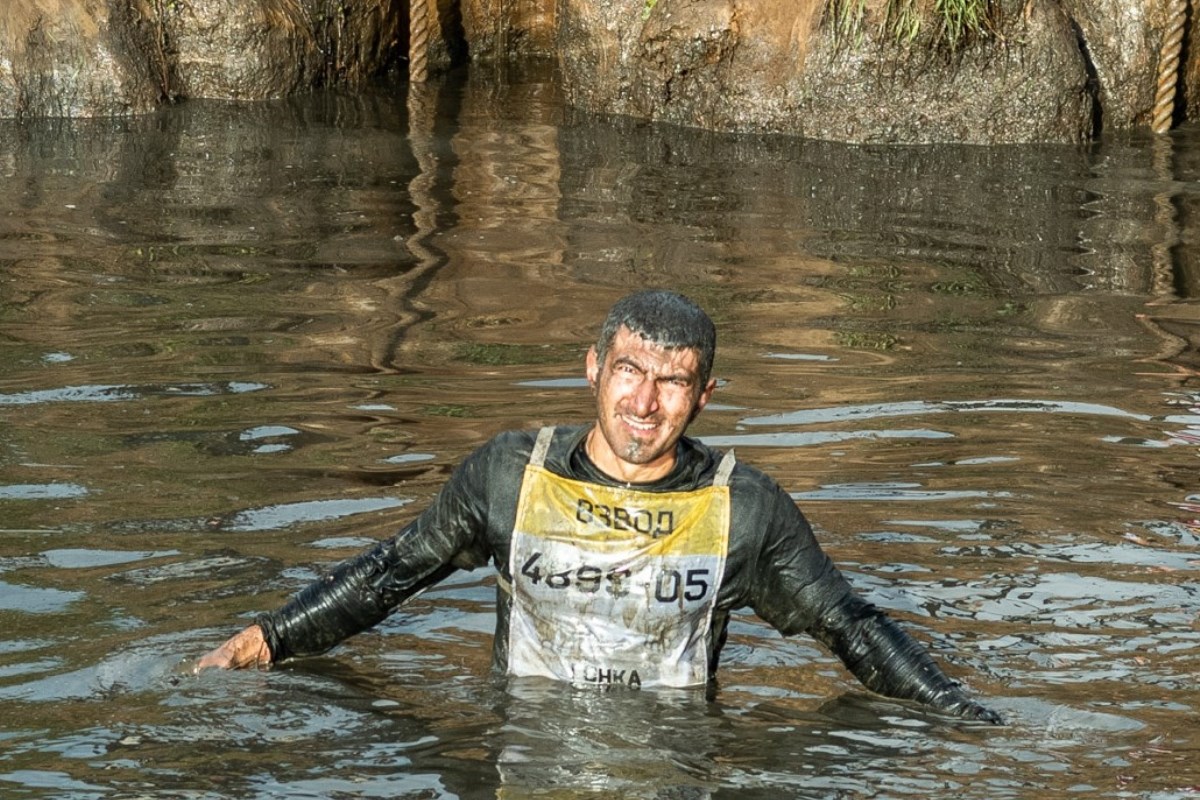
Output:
top-left (256, 425), bottom-right (998, 721)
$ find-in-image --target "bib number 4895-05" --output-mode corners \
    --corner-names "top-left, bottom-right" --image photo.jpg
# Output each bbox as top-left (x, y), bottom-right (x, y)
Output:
top-left (519, 551), bottom-right (712, 603)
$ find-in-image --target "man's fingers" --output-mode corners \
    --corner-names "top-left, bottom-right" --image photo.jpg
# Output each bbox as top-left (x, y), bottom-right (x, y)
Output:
top-left (193, 625), bottom-right (270, 673)
top-left (193, 642), bottom-right (237, 673)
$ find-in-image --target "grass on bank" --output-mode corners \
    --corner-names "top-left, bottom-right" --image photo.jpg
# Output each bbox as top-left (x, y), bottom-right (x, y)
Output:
top-left (825, 0), bottom-right (995, 49)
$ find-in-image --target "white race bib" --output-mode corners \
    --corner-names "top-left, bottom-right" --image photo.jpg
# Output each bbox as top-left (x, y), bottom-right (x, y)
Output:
top-left (506, 432), bottom-right (732, 688)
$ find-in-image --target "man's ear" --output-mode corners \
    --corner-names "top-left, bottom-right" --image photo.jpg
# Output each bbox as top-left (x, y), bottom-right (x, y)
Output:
top-left (692, 378), bottom-right (717, 418)
top-left (585, 346), bottom-right (600, 389)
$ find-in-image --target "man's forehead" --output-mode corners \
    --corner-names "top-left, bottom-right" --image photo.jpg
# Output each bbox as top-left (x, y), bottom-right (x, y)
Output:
top-left (610, 327), bottom-right (702, 367)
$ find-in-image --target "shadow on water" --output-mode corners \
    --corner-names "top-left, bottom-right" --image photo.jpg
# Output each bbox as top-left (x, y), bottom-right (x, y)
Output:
top-left (1, 66), bottom-right (1200, 797)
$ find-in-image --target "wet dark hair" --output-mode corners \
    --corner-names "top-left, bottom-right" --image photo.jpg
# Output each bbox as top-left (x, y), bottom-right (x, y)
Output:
top-left (595, 290), bottom-right (716, 385)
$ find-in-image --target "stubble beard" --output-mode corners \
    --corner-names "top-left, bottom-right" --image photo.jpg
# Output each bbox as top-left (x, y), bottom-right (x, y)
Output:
top-left (618, 436), bottom-right (649, 464)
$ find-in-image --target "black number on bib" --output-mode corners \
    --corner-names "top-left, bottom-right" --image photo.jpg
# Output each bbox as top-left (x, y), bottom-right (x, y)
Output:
top-left (520, 552), bottom-right (544, 584)
top-left (520, 552), bottom-right (632, 598)
top-left (576, 565), bottom-right (603, 593)
top-left (684, 568), bottom-right (710, 601)
top-left (606, 568), bottom-right (631, 597)
top-left (654, 568), bottom-right (711, 603)
top-left (654, 569), bottom-right (681, 602)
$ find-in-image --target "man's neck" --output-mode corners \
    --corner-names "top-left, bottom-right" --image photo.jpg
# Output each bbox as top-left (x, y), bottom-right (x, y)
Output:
top-left (583, 427), bottom-right (676, 485)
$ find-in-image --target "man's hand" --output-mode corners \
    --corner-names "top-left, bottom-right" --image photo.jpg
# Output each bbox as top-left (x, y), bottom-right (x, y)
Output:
top-left (959, 699), bottom-right (1004, 725)
top-left (194, 624), bottom-right (272, 672)
top-left (941, 692), bottom-right (1004, 725)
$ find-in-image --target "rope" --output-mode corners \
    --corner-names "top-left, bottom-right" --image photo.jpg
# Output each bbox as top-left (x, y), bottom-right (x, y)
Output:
top-left (1152, 0), bottom-right (1188, 134)
top-left (409, 0), bottom-right (430, 83)
top-left (1149, 136), bottom-right (1180, 302)
top-left (1138, 134), bottom-right (1188, 382)
top-left (370, 80), bottom-right (442, 371)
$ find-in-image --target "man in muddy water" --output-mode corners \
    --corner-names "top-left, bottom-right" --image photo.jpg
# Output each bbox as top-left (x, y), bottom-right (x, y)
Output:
top-left (197, 289), bottom-right (1001, 723)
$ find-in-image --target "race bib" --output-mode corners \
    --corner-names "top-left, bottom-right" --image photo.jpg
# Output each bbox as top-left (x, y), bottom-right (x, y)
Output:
top-left (506, 444), bottom-right (731, 689)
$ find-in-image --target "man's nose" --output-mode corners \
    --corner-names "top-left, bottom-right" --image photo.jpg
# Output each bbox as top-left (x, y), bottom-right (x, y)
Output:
top-left (630, 378), bottom-right (659, 415)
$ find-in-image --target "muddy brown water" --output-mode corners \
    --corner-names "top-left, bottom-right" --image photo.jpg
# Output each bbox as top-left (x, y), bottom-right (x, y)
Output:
top-left (2, 69), bottom-right (1199, 798)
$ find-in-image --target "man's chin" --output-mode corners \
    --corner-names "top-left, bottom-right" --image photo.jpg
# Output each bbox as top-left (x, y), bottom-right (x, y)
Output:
top-left (618, 446), bottom-right (648, 465)
top-left (619, 441), bottom-right (667, 467)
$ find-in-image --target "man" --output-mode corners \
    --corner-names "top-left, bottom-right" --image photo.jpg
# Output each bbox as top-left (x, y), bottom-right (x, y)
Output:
top-left (197, 290), bottom-right (1000, 723)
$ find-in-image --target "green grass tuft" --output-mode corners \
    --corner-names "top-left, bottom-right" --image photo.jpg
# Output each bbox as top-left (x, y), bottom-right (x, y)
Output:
top-left (825, 0), bottom-right (994, 49)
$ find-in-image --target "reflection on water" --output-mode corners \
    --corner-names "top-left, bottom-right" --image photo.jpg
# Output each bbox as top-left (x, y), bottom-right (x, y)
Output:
top-left (2, 67), bottom-right (1199, 797)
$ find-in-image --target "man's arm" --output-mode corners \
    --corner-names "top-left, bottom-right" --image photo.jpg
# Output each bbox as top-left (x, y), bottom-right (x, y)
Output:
top-left (807, 593), bottom-right (1002, 723)
top-left (196, 440), bottom-right (498, 670)
top-left (255, 551), bottom-right (459, 663)
top-left (194, 535), bottom-right (460, 671)
top-left (747, 485), bottom-right (1001, 723)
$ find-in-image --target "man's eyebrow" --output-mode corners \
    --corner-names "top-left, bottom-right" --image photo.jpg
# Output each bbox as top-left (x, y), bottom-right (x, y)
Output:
top-left (611, 355), bottom-right (645, 372)
top-left (612, 354), bottom-right (696, 384)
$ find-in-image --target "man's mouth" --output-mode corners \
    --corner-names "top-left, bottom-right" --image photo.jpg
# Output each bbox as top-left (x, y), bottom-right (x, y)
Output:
top-left (620, 415), bottom-right (658, 433)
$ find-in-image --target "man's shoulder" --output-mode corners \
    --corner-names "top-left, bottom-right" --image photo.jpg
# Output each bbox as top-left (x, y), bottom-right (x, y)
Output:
top-left (470, 428), bottom-right (535, 468)
top-left (484, 428), bottom-right (537, 449)
top-left (476, 425), bottom-right (587, 463)
top-left (484, 424), bottom-right (586, 444)
top-left (692, 443), bottom-right (813, 537)
top-left (685, 437), bottom-right (768, 480)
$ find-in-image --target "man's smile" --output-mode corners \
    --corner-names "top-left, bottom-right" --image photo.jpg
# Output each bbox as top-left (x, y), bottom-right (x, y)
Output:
top-left (619, 414), bottom-right (659, 432)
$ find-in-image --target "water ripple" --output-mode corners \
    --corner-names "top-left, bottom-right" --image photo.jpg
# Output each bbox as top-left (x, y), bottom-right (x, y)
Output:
top-left (794, 483), bottom-right (1008, 502)
top-left (0, 381), bottom-right (268, 406)
top-left (743, 399), bottom-right (1155, 427)
top-left (224, 497), bottom-right (410, 532)
top-left (0, 484), bottom-right (88, 500)
top-left (702, 429), bottom-right (953, 448)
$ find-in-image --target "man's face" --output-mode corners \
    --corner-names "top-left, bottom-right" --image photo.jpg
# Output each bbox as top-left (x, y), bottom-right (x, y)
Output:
top-left (585, 325), bottom-right (715, 483)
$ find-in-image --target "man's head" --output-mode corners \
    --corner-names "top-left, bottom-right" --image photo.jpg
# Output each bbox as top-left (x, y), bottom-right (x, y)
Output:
top-left (594, 290), bottom-right (716, 386)
top-left (584, 291), bottom-right (718, 483)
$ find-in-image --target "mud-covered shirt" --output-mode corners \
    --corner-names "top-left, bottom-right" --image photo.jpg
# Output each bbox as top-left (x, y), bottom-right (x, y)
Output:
top-left (505, 427), bottom-right (737, 688)
top-left (257, 425), bottom-right (993, 718)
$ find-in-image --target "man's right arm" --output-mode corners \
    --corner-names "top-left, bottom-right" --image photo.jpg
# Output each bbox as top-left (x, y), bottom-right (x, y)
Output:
top-left (194, 524), bottom-right (462, 670)
top-left (253, 537), bottom-right (461, 663)
top-left (197, 438), bottom-right (499, 670)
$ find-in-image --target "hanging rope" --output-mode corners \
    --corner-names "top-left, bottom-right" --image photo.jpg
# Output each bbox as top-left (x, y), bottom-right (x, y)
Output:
top-left (409, 0), bottom-right (430, 83)
top-left (1149, 136), bottom-right (1180, 302)
top-left (1138, 119), bottom-right (1187, 381)
top-left (375, 80), bottom-right (442, 371)
top-left (1152, 0), bottom-right (1188, 134)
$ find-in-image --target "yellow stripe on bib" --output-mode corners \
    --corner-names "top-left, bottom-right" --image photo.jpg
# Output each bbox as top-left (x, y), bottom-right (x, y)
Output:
top-left (516, 465), bottom-right (729, 557)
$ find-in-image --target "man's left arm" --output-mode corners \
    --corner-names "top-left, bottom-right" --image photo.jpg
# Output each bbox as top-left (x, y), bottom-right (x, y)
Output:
top-left (746, 487), bottom-right (1002, 723)
top-left (805, 591), bottom-right (1002, 723)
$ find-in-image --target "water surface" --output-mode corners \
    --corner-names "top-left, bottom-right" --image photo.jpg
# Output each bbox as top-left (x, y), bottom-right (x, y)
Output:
top-left (2, 70), bottom-right (1199, 798)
